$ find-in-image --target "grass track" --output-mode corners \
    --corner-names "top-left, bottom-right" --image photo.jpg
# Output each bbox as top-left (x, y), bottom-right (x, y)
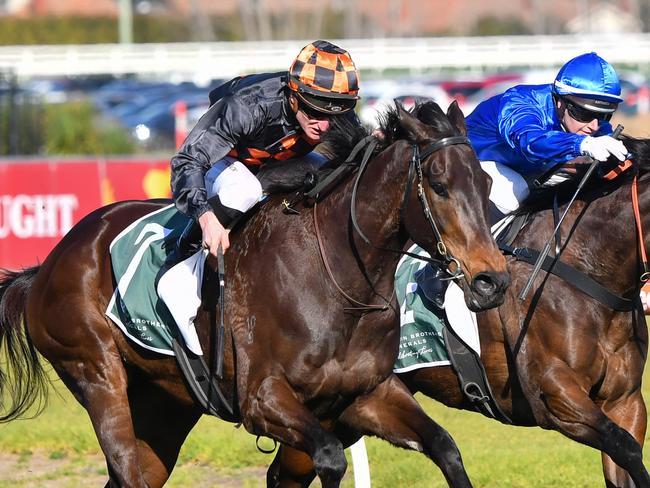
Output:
top-left (0, 358), bottom-right (647, 487)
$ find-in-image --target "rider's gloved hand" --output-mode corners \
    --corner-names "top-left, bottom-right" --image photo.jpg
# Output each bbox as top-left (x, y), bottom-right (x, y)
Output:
top-left (580, 135), bottom-right (628, 162)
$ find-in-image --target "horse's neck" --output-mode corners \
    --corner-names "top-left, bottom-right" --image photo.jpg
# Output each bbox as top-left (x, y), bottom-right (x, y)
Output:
top-left (319, 142), bottom-right (409, 270)
top-left (518, 181), bottom-right (640, 296)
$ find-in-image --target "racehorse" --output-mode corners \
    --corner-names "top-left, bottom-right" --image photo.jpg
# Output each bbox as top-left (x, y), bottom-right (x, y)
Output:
top-left (270, 136), bottom-right (650, 487)
top-left (0, 101), bottom-right (509, 488)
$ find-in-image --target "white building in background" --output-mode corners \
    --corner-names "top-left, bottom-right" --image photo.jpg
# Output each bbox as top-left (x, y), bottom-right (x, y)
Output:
top-left (566, 2), bottom-right (643, 34)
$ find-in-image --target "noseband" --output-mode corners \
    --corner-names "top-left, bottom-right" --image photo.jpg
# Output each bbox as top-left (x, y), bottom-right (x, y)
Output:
top-left (351, 134), bottom-right (472, 279)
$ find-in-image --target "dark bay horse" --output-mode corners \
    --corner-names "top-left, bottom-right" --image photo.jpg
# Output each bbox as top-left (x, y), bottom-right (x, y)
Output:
top-left (271, 137), bottom-right (650, 487)
top-left (0, 101), bottom-right (508, 487)
top-left (401, 140), bottom-right (650, 488)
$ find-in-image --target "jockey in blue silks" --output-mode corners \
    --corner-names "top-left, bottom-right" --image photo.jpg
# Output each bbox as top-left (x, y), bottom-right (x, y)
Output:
top-left (466, 52), bottom-right (628, 215)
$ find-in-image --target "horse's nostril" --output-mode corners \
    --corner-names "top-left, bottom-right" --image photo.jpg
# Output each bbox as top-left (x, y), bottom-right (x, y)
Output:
top-left (473, 273), bottom-right (497, 296)
top-left (472, 272), bottom-right (510, 297)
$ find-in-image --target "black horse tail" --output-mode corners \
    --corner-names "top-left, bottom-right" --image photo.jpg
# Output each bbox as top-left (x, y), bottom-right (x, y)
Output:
top-left (0, 266), bottom-right (48, 422)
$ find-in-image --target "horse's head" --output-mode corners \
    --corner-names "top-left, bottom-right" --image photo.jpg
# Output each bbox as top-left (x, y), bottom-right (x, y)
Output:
top-left (390, 101), bottom-right (509, 311)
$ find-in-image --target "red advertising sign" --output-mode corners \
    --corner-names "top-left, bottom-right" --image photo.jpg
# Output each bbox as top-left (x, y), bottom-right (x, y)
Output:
top-left (0, 158), bottom-right (170, 270)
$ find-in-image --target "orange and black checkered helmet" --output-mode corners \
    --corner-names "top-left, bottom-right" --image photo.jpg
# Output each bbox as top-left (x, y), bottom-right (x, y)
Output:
top-left (288, 40), bottom-right (360, 115)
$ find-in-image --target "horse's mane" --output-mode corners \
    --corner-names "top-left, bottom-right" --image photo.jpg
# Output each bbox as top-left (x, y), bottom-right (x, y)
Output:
top-left (321, 100), bottom-right (459, 163)
top-left (257, 101), bottom-right (457, 194)
top-left (378, 101), bottom-right (459, 147)
top-left (623, 135), bottom-right (650, 175)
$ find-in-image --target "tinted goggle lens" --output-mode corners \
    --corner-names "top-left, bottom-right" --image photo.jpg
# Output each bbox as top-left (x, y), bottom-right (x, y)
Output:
top-left (566, 101), bottom-right (613, 123)
top-left (297, 91), bottom-right (356, 116)
top-left (299, 102), bottom-right (332, 120)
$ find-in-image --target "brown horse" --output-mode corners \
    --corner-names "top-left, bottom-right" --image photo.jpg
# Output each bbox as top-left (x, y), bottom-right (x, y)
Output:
top-left (271, 137), bottom-right (650, 487)
top-left (0, 102), bottom-right (508, 488)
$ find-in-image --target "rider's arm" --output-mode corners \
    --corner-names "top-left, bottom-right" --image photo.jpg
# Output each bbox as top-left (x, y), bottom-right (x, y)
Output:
top-left (170, 97), bottom-right (257, 221)
top-left (498, 88), bottom-right (584, 171)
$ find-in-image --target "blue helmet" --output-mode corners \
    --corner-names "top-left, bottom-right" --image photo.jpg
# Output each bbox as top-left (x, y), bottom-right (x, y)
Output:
top-left (553, 52), bottom-right (623, 113)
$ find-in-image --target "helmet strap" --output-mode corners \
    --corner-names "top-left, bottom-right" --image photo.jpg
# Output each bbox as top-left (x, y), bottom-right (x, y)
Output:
top-left (553, 94), bottom-right (569, 132)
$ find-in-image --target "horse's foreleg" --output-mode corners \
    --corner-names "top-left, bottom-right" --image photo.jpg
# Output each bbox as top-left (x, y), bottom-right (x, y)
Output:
top-left (247, 376), bottom-right (347, 488)
top-left (600, 392), bottom-right (647, 488)
top-left (338, 374), bottom-right (473, 488)
top-left (539, 365), bottom-right (650, 488)
top-left (267, 421), bottom-right (363, 488)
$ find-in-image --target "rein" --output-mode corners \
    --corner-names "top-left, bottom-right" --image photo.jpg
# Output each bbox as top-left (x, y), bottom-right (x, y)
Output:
top-left (351, 135), bottom-right (471, 277)
top-left (604, 158), bottom-right (649, 283)
top-left (507, 155), bottom-right (649, 311)
top-left (314, 200), bottom-right (394, 311)
top-left (311, 134), bottom-right (470, 312)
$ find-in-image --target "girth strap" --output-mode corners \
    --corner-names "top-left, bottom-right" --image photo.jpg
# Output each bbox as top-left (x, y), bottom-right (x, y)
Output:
top-left (501, 244), bottom-right (636, 311)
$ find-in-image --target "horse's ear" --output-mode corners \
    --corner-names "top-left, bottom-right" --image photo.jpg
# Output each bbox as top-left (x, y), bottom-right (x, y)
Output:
top-left (396, 101), bottom-right (428, 142)
top-left (446, 100), bottom-right (467, 136)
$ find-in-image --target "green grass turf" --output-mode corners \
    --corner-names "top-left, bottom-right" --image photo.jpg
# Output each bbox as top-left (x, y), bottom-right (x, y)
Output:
top-left (0, 354), bottom-right (646, 486)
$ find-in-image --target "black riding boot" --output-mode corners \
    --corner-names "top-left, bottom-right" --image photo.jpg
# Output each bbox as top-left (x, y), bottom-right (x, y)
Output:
top-left (158, 219), bottom-right (203, 276)
top-left (414, 261), bottom-right (451, 309)
top-left (156, 219), bottom-right (203, 287)
top-left (176, 219), bottom-right (203, 258)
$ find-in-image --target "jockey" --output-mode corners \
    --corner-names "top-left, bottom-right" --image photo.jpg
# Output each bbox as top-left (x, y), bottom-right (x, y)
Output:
top-left (159, 40), bottom-right (361, 354)
top-left (465, 52), bottom-right (628, 215)
top-left (170, 39), bottom-right (361, 257)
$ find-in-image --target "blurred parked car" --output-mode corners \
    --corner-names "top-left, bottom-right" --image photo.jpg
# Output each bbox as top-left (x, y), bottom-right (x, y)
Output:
top-left (130, 96), bottom-right (210, 150)
top-left (438, 72), bottom-right (523, 113)
top-left (358, 79), bottom-right (453, 128)
top-left (618, 71), bottom-right (650, 116)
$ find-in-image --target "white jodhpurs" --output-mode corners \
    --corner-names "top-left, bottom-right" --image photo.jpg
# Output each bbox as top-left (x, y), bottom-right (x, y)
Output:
top-left (479, 160), bottom-right (530, 214)
top-left (204, 157), bottom-right (263, 213)
top-left (203, 152), bottom-right (328, 214)
top-left (158, 156), bottom-right (262, 357)
top-left (159, 153), bottom-right (326, 355)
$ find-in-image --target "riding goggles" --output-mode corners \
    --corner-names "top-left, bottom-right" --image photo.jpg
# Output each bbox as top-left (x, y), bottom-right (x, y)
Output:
top-left (298, 100), bottom-right (334, 120)
top-left (565, 100), bottom-right (613, 123)
top-left (296, 90), bottom-right (357, 116)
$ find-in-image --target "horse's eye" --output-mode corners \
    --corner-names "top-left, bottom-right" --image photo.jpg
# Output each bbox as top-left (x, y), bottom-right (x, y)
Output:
top-left (429, 179), bottom-right (448, 197)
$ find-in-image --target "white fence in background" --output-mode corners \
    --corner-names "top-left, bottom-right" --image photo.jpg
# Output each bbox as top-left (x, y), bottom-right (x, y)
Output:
top-left (0, 33), bottom-right (649, 79)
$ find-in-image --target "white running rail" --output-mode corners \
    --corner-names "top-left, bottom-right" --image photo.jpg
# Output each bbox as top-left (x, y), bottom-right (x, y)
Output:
top-left (0, 33), bottom-right (649, 78)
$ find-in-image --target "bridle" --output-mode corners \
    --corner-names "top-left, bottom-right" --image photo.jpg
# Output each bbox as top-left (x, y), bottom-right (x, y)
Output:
top-left (313, 133), bottom-right (475, 311)
top-left (351, 135), bottom-right (472, 280)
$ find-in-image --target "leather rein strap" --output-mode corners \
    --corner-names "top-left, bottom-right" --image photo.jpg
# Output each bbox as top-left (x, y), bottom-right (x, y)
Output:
top-left (631, 174), bottom-right (650, 282)
top-left (351, 135), bottom-right (471, 272)
top-left (500, 244), bottom-right (636, 311)
top-left (502, 156), bottom-right (649, 311)
top-left (604, 159), bottom-right (649, 283)
top-left (313, 134), bottom-right (470, 312)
